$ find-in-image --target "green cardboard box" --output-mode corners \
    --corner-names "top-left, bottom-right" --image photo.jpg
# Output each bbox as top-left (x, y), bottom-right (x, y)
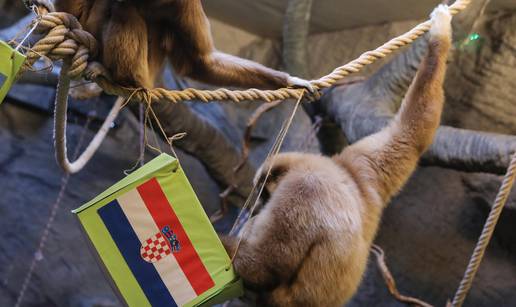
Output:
top-left (0, 40), bottom-right (25, 104)
top-left (73, 154), bottom-right (243, 306)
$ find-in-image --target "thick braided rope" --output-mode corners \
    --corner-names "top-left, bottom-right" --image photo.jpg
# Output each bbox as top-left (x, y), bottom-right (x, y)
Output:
top-left (20, 12), bottom-right (116, 174)
top-left (23, 12), bottom-right (97, 79)
top-left (53, 61), bottom-right (123, 174)
top-left (451, 152), bottom-right (516, 307)
top-left (26, 0), bottom-right (471, 104)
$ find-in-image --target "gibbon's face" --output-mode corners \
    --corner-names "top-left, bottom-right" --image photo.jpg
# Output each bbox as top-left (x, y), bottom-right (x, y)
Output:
top-left (252, 162), bottom-right (289, 215)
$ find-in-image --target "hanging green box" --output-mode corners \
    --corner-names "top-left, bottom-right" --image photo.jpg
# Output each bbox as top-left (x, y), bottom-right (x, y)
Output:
top-left (0, 40), bottom-right (25, 104)
top-left (73, 154), bottom-right (243, 306)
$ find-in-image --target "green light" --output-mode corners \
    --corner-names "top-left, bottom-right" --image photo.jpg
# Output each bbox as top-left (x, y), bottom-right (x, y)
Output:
top-left (469, 33), bottom-right (480, 41)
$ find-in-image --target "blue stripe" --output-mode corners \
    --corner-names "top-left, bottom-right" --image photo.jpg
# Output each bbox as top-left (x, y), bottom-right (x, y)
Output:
top-left (98, 200), bottom-right (178, 307)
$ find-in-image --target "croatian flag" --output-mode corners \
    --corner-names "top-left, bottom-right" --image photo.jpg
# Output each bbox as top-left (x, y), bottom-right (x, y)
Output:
top-left (98, 178), bottom-right (215, 307)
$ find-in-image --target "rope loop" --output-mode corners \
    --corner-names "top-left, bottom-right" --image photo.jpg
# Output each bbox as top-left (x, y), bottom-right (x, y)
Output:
top-left (53, 61), bottom-right (123, 174)
top-left (25, 12), bottom-right (97, 79)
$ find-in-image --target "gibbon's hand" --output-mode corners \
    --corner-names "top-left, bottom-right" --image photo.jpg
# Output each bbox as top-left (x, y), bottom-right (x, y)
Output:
top-left (287, 76), bottom-right (321, 101)
top-left (430, 4), bottom-right (452, 38)
top-left (23, 0), bottom-right (55, 12)
top-left (83, 62), bottom-right (111, 81)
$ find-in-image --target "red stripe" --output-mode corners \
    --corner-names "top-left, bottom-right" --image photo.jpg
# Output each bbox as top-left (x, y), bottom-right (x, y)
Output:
top-left (137, 178), bottom-right (215, 296)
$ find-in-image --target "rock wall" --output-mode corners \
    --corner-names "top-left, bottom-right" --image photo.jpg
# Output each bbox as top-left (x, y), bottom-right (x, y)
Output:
top-left (444, 12), bottom-right (516, 134)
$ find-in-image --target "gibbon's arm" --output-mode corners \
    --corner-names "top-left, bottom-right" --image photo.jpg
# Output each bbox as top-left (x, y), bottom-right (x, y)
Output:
top-left (170, 0), bottom-right (297, 90)
top-left (223, 227), bottom-right (314, 290)
top-left (189, 52), bottom-right (294, 90)
top-left (222, 236), bottom-right (280, 289)
top-left (338, 5), bottom-right (452, 202)
top-left (223, 231), bottom-right (310, 290)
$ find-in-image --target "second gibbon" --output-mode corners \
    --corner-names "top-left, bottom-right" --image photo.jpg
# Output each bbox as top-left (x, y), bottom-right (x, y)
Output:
top-left (222, 5), bottom-right (453, 307)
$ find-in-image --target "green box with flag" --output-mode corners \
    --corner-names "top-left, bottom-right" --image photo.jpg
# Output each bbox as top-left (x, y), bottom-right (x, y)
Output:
top-left (73, 154), bottom-right (243, 306)
top-left (0, 40), bottom-right (26, 104)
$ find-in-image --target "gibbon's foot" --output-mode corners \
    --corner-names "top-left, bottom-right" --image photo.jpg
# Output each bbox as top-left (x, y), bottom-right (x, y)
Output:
top-left (84, 62), bottom-right (110, 81)
top-left (23, 0), bottom-right (55, 12)
top-left (430, 4), bottom-right (452, 39)
top-left (287, 76), bottom-right (320, 101)
top-left (69, 80), bottom-right (104, 100)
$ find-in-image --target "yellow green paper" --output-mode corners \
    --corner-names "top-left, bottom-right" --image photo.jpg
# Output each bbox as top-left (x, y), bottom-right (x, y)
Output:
top-left (73, 154), bottom-right (243, 306)
top-left (0, 40), bottom-right (26, 104)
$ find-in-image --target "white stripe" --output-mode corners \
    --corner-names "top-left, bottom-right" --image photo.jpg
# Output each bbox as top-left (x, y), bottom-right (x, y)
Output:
top-left (118, 189), bottom-right (198, 306)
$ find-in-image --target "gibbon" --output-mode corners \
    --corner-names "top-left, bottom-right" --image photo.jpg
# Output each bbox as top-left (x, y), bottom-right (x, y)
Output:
top-left (26, 0), bottom-right (312, 91)
top-left (222, 5), bottom-right (453, 307)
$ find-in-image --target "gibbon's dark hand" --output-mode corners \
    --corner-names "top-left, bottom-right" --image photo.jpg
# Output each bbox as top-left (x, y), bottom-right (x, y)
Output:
top-left (287, 76), bottom-right (321, 101)
top-left (287, 76), bottom-right (315, 93)
top-left (84, 62), bottom-right (111, 81)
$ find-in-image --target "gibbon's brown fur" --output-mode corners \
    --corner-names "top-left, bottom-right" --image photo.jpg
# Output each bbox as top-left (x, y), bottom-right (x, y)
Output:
top-left (222, 5), bottom-right (453, 307)
top-left (28, 0), bottom-right (312, 90)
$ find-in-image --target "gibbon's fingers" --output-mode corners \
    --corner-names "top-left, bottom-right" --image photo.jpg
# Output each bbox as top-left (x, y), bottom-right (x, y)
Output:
top-left (84, 62), bottom-right (111, 81)
top-left (430, 4), bottom-right (453, 39)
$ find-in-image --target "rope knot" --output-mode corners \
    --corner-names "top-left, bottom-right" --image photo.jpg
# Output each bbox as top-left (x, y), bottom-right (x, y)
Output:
top-left (24, 12), bottom-right (98, 79)
top-left (134, 88), bottom-right (155, 106)
top-left (67, 29), bottom-right (98, 57)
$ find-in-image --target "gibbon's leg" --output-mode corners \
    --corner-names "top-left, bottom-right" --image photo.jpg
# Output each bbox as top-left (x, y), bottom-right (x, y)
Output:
top-left (169, 0), bottom-right (313, 91)
top-left (337, 5), bottom-right (452, 202)
top-left (102, 4), bottom-right (152, 88)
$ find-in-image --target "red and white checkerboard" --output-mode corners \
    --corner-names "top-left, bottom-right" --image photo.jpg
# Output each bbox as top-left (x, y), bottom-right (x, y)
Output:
top-left (140, 233), bottom-right (172, 263)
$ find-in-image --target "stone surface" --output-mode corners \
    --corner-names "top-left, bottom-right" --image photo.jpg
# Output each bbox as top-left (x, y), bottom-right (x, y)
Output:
top-left (0, 0), bottom-right (27, 28)
top-left (444, 12), bottom-right (516, 134)
top-left (204, 0), bottom-right (516, 38)
top-left (370, 167), bottom-right (516, 307)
